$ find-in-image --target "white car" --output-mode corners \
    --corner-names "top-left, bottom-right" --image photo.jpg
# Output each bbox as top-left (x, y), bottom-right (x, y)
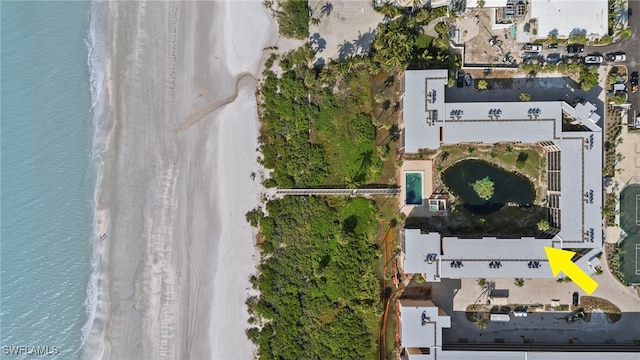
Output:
top-left (584, 55), bottom-right (603, 64)
top-left (606, 52), bottom-right (626, 62)
top-left (521, 43), bottom-right (542, 52)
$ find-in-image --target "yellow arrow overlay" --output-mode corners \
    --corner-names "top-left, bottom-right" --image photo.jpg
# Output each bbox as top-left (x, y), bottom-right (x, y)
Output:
top-left (544, 247), bottom-right (599, 295)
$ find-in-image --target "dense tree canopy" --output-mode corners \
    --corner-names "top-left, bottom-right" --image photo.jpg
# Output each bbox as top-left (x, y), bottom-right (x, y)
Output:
top-left (275, 0), bottom-right (310, 39)
top-left (259, 46), bottom-right (382, 187)
top-left (247, 196), bottom-right (381, 359)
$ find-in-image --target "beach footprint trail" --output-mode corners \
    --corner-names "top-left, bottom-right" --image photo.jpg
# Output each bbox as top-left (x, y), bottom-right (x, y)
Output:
top-left (173, 71), bottom-right (258, 134)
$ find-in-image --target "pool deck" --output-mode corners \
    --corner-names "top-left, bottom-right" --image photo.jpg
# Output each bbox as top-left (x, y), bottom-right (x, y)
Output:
top-left (400, 160), bottom-right (435, 217)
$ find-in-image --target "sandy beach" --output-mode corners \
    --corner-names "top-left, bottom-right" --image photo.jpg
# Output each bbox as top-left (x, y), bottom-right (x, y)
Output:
top-left (83, 1), bottom-right (277, 359)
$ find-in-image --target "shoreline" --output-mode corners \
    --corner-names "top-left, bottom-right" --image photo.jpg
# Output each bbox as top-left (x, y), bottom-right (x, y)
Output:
top-left (82, 1), bottom-right (278, 358)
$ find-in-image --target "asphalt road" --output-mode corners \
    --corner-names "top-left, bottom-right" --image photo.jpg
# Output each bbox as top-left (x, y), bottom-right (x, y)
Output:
top-left (588, 0), bottom-right (640, 114)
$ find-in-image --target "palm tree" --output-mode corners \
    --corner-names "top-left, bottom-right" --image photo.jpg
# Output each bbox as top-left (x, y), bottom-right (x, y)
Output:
top-left (619, 27), bottom-right (632, 39)
top-left (344, 175), bottom-right (360, 189)
top-left (380, 3), bottom-right (400, 18)
top-left (412, 0), bottom-right (423, 12)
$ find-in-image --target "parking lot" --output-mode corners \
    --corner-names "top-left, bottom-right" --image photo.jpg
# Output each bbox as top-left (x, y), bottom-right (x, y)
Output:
top-left (424, 275), bottom-right (640, 346)
top-left (443, 310), bottom-right (640, 345)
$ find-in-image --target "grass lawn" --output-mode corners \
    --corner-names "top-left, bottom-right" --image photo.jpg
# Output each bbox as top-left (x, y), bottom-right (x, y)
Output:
top-left (415, 34), bottom-right (434, 49)
top-left (370, 71), bottom-right (402, 186)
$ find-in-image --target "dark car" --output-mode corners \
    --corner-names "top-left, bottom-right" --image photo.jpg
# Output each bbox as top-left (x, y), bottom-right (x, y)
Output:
top-left (456, 70), bottom-right (464, 88)
top-left (546, 53), bottom-right (561, 64)
top-left (464, 73), bottom-right (472, 86)
top-left (567, 44), bottom-right (584, 53)
top-left (631, 71), bottom-right (639, 93)
top-left (572, 292), bottom-right (579, 306)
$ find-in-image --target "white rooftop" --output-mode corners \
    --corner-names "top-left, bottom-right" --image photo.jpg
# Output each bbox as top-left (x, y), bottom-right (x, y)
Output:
top-left (530, 0), bottom-right (608, 39)
top-left (401, 70), bottom-right (603, 279)
top-left (399, 300), bottom-right (450, 359)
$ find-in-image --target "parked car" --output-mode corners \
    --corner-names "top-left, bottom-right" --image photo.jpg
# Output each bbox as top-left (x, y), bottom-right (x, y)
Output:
top-left (548, 43), bottom-right (558, 50)
top-left (521, 43), bottom-right (542, 52)
top-left (631, 71), bottom-right (638, 93)
top-left (572, 292), bottom-right (579, 306)
top-left (456, 70), bottom-right (464, 88)
top-left (606, 52), bottom-right (627, 62)
top-left (567, 44), bottom-right (584, 53)
top-left (584, 55), bottom-right (603, 65)
top-left (613, 83), bottom-right (627, 92)
top-left (464, 73), bottom-right (472, 86)
top-left (546, 53), bottom-right (561, 64)
top-left (565, 308), bottom-right (585, 323)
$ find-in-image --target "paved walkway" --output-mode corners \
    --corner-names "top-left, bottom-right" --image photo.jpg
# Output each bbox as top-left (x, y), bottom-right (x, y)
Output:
top-left (271, 187), bottom-right (399, 197)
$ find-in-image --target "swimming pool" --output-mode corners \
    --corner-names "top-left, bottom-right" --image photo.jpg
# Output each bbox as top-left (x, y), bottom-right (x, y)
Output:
top-left (405, 172), bottom-right (423, 205)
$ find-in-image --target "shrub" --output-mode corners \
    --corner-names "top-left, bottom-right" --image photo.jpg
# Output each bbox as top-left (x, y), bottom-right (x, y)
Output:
top-left (537, 220), bottom-right (550, 231)
top-left (276, 0), bottom-right (310, 39)
top-left (471, 177), bottom-right (494, 200)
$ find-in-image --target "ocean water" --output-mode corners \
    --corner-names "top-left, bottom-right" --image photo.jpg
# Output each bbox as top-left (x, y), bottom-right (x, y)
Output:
top-left (1, 1), bottom-right (100, 358)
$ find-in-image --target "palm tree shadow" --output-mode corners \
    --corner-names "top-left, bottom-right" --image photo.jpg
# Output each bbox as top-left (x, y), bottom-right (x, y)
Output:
top-left (353, 29), bottom-right (377, 55)
top-left (338, 40), bottom-right (355, 61)
top-left (320, 2), bottom-right (333, 17)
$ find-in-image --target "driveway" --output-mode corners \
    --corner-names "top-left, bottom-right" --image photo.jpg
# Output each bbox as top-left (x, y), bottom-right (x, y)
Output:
top-left (585, 0), bottom-right (640, 111)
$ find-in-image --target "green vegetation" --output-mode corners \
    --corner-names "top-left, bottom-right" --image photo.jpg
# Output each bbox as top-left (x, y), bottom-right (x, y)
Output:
top-left (579, 64), bottom-right (599, 91)
top-left (415, 34), bottom-right (434, 49)
top-left (471, 176), bottom-right (495, 200)
top-left (514, 278), bottom-right (525, 287)
top-left (273, 0), bottom-right (310, 39)
top-left (247, 196), bottom-right (381, 359)
top-left (568, 32), bottom-right (587, 45)
top-left (476, 278), bottom-right (487, 287)
top-left (371, 7), bottom-right (456, 71)
top-left (477, 79), bottom-right (488, 90)
top-left (606, 242), bottom-right (630, 286)
top-left (519, 92), bottom-right (531, 102)
top-left (608, 67), bottom-right (627, 85)
top-left (259, 45), bottom-right (383, 187)
top-left (465, 307), bottom-right (489, 329)
top-left (518, 62), bottom-right (599, 92)
top-left (537, 220), bottom-right (550, 232)
top-left (612, 92), bottom-right (627, 105)
top-left (603, 107), bottom-right (623, 180)
top-left (375, 2), bottom-right (401, 18)
top-left (251, 6), bottom-right (465, 357)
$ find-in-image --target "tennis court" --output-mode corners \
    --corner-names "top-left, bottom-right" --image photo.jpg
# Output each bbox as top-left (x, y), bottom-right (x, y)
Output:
top-left (619, 185), bottom-right (640, 284)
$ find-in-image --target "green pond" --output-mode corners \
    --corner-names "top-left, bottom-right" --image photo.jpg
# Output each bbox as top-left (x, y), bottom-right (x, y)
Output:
top-left (442, 159), bottom-right (535, 214)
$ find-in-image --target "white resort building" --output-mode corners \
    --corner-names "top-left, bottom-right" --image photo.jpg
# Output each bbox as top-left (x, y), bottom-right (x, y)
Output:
top-left (395, 69), bottom-right (630, 359)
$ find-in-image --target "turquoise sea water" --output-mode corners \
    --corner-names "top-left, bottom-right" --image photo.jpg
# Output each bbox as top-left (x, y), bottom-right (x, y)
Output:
top-left (1, 1), bottom-right (96, 358)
